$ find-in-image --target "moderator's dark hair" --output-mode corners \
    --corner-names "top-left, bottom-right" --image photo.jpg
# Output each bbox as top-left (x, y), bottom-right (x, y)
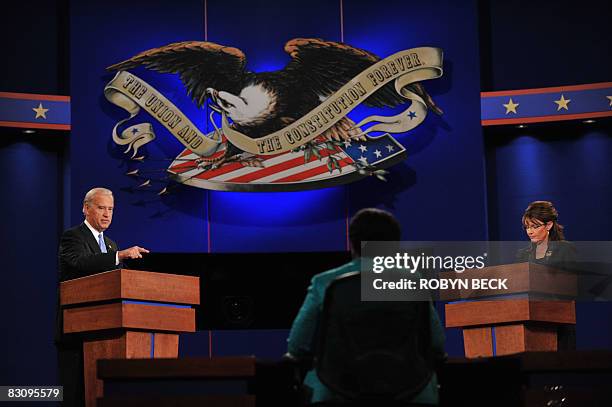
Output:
top-left (522, 200), bottom-right (565, 241)
top-left (349, 208), bottom-right (401, 256)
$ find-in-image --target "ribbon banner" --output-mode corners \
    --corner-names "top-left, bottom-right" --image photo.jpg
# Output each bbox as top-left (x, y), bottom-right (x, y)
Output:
top-left (104, 71), bottom-right (223, 157)
top-left (104, 46), bottom-right (443, 191)
top-left (222, 47), bottom-right (443, 155)
top-left (105, 47), bottom-right (442, 157)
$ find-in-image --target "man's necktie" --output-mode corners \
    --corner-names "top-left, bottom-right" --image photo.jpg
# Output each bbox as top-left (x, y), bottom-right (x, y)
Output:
top-left (98, 233), bottom-right (107, 253)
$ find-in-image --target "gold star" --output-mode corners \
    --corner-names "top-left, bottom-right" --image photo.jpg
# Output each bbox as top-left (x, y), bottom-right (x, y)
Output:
top-left (554, 94), bottom-right (571, 111)
top-left (607, 96), bottom-right (612, 107)
top-left (32, 103), bottom-right (49, 119)
top-left (503, 98), bottom-right (519, 114)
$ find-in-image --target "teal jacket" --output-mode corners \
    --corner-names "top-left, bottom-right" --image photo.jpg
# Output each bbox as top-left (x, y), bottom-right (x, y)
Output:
top-left (287, 258), bottom-right (445, 404)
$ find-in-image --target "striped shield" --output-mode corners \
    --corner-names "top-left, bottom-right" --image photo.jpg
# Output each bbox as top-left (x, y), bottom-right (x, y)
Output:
top-left (168, 132), bottom-right (406, 191)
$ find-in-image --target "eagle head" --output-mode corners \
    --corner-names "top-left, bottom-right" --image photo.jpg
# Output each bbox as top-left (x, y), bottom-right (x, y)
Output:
top-left (207, 84), bottom-right (278, 128)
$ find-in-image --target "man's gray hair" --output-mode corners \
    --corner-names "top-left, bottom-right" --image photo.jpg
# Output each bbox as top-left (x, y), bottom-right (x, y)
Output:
top-left (83, 187), bottom-right (113, 206)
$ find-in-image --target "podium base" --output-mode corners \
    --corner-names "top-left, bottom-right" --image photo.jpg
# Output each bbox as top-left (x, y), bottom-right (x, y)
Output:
top-left (83, 331), bottom-right (179, 407)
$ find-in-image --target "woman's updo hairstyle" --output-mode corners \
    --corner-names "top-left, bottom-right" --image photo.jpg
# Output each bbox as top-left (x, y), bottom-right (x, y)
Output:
top-left (522, 200), bottom-right (565, 241)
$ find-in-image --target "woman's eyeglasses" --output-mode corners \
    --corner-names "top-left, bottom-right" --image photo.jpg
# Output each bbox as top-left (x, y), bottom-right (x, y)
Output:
top-left (523, 224), bottom-right (545, 231)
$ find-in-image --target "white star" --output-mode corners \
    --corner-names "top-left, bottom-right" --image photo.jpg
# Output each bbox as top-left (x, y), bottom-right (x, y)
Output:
top-left (385, 144), bottom-right (395, 152)
top-left (32, 103), bottom-right (49, 119)
top-left (343, 140), bottom-right (352, 148)
top-left (358, 144), bottom-right (367, 153)
top-left (358, 156), bottom-right (368, 165)
top-left (374, 149), bottom-right (382, 158)
top-left (554, 94), bottom-right (571, 111)
top-left (503, 98), bottom-right (519, 114)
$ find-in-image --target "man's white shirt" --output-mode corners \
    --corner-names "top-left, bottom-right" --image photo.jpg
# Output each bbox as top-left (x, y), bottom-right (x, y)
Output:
top-left (84, 219), bottom-right (119, 265)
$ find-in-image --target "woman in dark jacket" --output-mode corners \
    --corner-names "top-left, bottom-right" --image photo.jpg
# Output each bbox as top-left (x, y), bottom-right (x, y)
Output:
top-left (517, 201), bottom-right (575, 265)
top-left (517, 200), bottom-right (576, 349)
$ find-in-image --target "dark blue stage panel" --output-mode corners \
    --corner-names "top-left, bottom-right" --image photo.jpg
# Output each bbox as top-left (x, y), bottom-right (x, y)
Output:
top-left (70, 0), bottom-right (208, 252)
top-left (0, 136), bottom-right (65, 385)
top-left (344, 0), bottom-right (487, 242)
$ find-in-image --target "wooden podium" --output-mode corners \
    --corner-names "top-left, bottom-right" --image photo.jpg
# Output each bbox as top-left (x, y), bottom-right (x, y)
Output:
top-left (443, 262), bottom-right (576, 358)
top-left (60, 269), bottom-right (199, 407)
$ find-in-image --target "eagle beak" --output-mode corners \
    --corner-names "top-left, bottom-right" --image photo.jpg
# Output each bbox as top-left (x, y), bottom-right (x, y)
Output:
top-left (206, 88), bottom-right (222, 113)
top-left (206, 88), bottom-right (219, 103)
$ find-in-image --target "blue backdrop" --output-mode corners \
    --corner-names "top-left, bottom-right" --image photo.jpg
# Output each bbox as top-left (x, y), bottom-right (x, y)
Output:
top-left (67, 0), bottom-right (485, 360)
top-left (69, 0), bottom-right (486, 254)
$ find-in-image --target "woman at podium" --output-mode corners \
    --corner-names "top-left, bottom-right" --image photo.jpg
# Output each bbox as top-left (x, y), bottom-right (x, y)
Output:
top-left (517, 200), bottom-right (575, 265)
top-left (517, 200), bottom-right (576, 350)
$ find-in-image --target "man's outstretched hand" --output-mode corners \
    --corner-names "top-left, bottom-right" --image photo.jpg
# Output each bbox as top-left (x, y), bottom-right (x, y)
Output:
top-left (118, 246), bottom-right (150, 260)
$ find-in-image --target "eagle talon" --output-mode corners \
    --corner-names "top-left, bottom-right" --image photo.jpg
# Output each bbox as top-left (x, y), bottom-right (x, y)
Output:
top-left (210, 153), bottom-right (264, 168)
top-left (238, 156), bottom-right (264, 168)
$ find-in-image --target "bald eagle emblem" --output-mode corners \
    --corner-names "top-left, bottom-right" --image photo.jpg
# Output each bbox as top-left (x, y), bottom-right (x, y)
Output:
top-left (104, 38), bottom-right (444, 192)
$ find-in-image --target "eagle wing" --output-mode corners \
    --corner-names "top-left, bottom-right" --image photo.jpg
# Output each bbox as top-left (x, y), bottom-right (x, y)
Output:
top-left (283, 38), bottom-right (406, 108)
top-left (107, 41), bottom-right (248, 107)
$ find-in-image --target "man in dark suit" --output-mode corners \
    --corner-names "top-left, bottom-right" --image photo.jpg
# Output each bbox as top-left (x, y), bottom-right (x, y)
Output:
top-left (56, 187), bottom-right (149, 406)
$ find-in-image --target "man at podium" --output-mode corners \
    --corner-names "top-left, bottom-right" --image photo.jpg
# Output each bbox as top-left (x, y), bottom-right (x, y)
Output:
top-left (56, 187), bottom-right (149, 406)
top-left (58, 187), bottom-right (149, 280)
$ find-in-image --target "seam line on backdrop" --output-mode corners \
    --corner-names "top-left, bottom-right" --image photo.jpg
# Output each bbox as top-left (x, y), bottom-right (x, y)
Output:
top-left (345, 187), bottom-right (350, 251)
top-left (204, 0), bottom-right (208, 41)
top-left (204, 0), bottom-right (212, 359)
top-left (204, 0), bottom-right (210, 254)
top-left (207, 191), bottom-right (211, 253)
top-left (340, 0), bottom-right (344, 42)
